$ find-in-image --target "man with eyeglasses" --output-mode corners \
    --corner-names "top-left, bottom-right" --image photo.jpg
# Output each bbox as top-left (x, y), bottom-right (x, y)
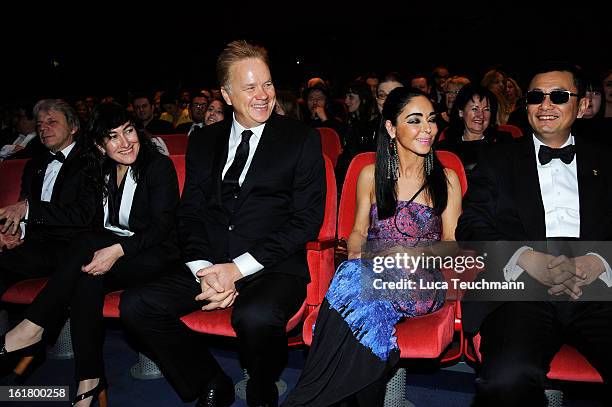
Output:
top-left (176, 94), bottom-right (209, 135)
top-left (457, 62), bottom-right (612, 406)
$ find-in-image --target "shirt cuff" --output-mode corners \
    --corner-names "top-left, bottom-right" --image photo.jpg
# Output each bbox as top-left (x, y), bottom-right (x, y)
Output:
top-left (586, 253), bottom-right (612, 287)
top-left (186, 260), bottom-right (213, 282)
top-left (233, 252), bottom-right (264, 277)
top-left (503, 246), bottom-right (533, 282)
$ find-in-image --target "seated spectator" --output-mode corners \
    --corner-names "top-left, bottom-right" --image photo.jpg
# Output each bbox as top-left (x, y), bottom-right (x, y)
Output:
top-left (436, 84), bottom-right (513, 179)
top-left (302, 83), bottom-right (345, 136)
top-left (440, 76), bottom-right (471, 124)
top-left (275, 90), bottom-right (302, 120)
top-left (575, 73), bottom-right (612, 146)
top-left (0, 102), bottom-right (180, 406)
top-left (0, 103), bottom-right (45, 161)
top-left (132, 93), bottom-right (174, 136)
top-left (175, 94), bottom-right (209, 135)
top-left (204, 98), bottom-right (227, 126)
top-left (159, 91), bottom-right (192, 129)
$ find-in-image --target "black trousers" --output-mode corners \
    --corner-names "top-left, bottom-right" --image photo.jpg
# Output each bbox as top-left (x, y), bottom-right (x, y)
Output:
top-left (0, 238), bottom-right (66, 297)
top-left (22, 231), bottom-right (171, 380)
top-left (120, 268), bottom-right (307, 403)
top-left (473, 301), bottom-right (612, 407)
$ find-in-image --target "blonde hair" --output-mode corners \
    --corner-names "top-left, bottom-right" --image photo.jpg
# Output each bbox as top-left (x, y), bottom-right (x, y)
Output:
top-left (216, 40), bottom-right (269, 92)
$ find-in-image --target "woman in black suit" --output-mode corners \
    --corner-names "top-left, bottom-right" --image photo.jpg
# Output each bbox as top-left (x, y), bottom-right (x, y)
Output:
top-left (0, 102), bottom-right (180, 406)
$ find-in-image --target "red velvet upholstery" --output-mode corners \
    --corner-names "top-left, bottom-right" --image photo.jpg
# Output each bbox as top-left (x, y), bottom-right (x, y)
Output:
top-left (317, 128), bottom-right (342, 168)
top-left (158, 134), bottom-right (189, 155)
top-left (325, 151), bottom-right (467, 361)
top-left (0, 278), bottom-right (47, 304)
top-left (437, 127), bottom-right (448, 142)
top-left (0, 158), bottom-right (28, 208)
top-left (497, 124), bottom-right (524, 138)
top-left (169, 154), bottom-right (186, 195)
top-left (470, 334), bottom-right (603, 383)
top-left (180, 155), bottom-right (337, 339)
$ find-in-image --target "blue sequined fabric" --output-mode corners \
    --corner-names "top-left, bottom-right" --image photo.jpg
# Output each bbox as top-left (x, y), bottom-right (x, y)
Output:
top-left (325, 201), bottom-right (446, 361)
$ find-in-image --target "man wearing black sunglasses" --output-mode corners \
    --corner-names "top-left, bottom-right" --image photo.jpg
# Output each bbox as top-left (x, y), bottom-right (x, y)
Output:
top-left (457, 62), bottom-right (612, 406)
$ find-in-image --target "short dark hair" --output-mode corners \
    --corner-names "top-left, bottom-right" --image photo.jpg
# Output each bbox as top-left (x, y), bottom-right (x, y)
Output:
top-left (530, 62), bottom-right (585, 97)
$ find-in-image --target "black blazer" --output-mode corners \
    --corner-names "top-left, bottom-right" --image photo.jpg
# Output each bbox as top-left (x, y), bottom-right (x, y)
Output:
top-left (178, 113), bottom-right (326, 281)
top-left (112, 148), bottom-right (180, 259)
top-left (20, 142), bottom-right (101, 242)
top-left (457, 135), bottom-right (612, 333)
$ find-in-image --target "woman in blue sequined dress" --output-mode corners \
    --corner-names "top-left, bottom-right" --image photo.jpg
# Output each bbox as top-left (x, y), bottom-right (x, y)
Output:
top-left (283, 87), bottom-right (462, 406)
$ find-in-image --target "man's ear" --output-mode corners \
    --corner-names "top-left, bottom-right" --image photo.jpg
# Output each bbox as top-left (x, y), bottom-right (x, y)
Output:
top-left (220, 87), bottom-right (233, 106)
top-left (458, 110), bottom-right (463, 118)
top-left (384, 120), bottom-right (396, 139)
top-left (576, 96), bottom-right (589, 119)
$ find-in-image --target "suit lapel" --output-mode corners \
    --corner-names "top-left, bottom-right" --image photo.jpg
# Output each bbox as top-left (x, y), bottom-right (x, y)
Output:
top-left (513, 138), bottom-right (547, 240)
top-left (213, 121), bottom-right (232, 206)
top-left (30, 157), bottom-right (45, 201)
top-left (575, 137), bottom-right (599, 239)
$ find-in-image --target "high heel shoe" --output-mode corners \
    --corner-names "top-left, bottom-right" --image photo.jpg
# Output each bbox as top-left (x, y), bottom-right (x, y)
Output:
top-left (0, 335), bottom-right (45, 381)
top-left (71, 377), bottom-right (107, 407)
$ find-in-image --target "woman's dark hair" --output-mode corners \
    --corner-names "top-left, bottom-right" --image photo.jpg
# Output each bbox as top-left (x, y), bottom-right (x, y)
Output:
top-left (375, 87), bottom-right (448, 219)
top-left (345, 80), bottom-right (375, 125)
top-left (86, 102), bottom-right (158, 197)
top-left (446, 83), bottom-right (499, 141)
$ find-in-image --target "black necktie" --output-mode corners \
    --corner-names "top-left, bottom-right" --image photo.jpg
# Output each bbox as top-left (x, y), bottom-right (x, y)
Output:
top-left (46, 151), bottom-right (66, 165)
top-left (223, 130), bottom-right (253, 187)
top-left (538, 144), bottom-right (575, 165)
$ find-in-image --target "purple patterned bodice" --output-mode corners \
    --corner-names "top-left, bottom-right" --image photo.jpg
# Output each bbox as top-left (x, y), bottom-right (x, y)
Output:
top-left (367, 201), bottom-right (442, 247)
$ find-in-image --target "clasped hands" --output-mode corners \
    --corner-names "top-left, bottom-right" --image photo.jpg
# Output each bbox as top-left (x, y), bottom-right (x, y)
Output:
top-left (520, 251), bottom-right (605, 299)
top-left (195, 263), bottom-right (242, 311)
top-left (0, 201), bottom-right (27, 252)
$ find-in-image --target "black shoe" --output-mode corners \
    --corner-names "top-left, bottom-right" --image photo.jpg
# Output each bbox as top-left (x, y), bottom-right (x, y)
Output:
top-left (196, 372), bottom-right (235, 407)
top-left (0, 334), bottom-right (44, 380)
top-left (71, 377), bottom-right (107, 407)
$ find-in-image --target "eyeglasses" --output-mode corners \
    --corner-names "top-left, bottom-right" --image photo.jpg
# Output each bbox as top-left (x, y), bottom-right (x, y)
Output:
top-left (192, 103), bottom-right (208, 109)
top-left (376, 92), bottom-right (389, 101)
top-left (525, 90), bottom-right (579, 105)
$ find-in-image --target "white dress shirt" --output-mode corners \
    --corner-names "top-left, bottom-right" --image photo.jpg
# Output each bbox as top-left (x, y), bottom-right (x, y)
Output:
top-left (504, 135), bottom-right (612, 286)
top-left (21, 142), bottom-right (76, 238)
top-left (187, 122), bottom-right (204, 136)
top-left (186, 114), bottom-right (266, 280)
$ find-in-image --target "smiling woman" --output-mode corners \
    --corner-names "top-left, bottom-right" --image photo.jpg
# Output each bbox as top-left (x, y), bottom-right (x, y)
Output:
top-left (0, 101), bottom-right (180, 406)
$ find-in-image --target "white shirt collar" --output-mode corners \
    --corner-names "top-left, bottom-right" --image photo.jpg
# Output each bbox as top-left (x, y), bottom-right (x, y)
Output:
top-left (231, 113), bottom-right (266, 140)
top-left (532, 133), bottom-right (574, 166)
top-left (52, 141), bottom-right (76, 158)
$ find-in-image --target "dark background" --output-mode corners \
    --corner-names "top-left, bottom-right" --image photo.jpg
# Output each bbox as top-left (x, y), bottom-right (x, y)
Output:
top-left (2, 4), bottom-right (608, 104)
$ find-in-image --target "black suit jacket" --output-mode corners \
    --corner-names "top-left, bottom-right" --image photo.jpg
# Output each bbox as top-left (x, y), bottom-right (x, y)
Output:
top-left (178, 114), bottom-right (326, 281)
top-left (20, 142), bottom-right (102, 242)
top-left (457, 135), bottom-right (612, 333)
top-left (113, 148), bottom-right (180, 259)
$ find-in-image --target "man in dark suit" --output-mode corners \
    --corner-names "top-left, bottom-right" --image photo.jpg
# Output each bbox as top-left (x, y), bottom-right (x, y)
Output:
top-left (0, 99), bottom-right (100, 297)
top-left (120, 41), bottom-right (326, 407)
top-left (457, 62), bottom-right (612, 406)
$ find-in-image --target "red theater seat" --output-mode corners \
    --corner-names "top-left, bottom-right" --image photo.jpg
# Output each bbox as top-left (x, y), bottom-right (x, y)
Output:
top-left (0, 158), bottom-right (28, 208)
top-left (468, 333), bottom-right (603, 383)
top-left (497, 124), bottom-right (524, 138)
top-left (308, 151), bottom-right (466, 365)
top-left (180, 155), bottom-right (337, 342)
top-left (158, 134), bottom-right (189, 155)
top-left (316, 127), bottom-right (342, 168)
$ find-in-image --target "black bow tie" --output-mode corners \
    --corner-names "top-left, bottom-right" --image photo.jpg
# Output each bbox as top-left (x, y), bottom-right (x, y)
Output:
top-left (46, 151), bottom-right (66, 164)
top-left (538, 144), bottom-right (575, 165)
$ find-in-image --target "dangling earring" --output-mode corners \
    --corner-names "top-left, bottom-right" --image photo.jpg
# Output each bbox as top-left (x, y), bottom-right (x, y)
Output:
top-left (425, 149), bottom-right (434, 176)
top-left (387, 139), bottom-right (399, 180)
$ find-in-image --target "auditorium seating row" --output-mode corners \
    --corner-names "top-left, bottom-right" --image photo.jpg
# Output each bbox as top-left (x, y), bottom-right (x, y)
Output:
top-left (0, 149), bottom-right (602, 400)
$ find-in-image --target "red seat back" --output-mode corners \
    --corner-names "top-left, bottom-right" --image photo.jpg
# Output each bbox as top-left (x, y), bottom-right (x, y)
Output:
top-left (497, 124), bottom-right (524, 138)
top-left (338, 151), bottom-right (466, 241)
top-left (158, 134), bottom-right (189, 155)
top-left (316, 127), bottom-right (342, 168)
top-left (169, 154), bottom-right (186, 195)
top-left (0, 159), bottom-right (28, 208)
